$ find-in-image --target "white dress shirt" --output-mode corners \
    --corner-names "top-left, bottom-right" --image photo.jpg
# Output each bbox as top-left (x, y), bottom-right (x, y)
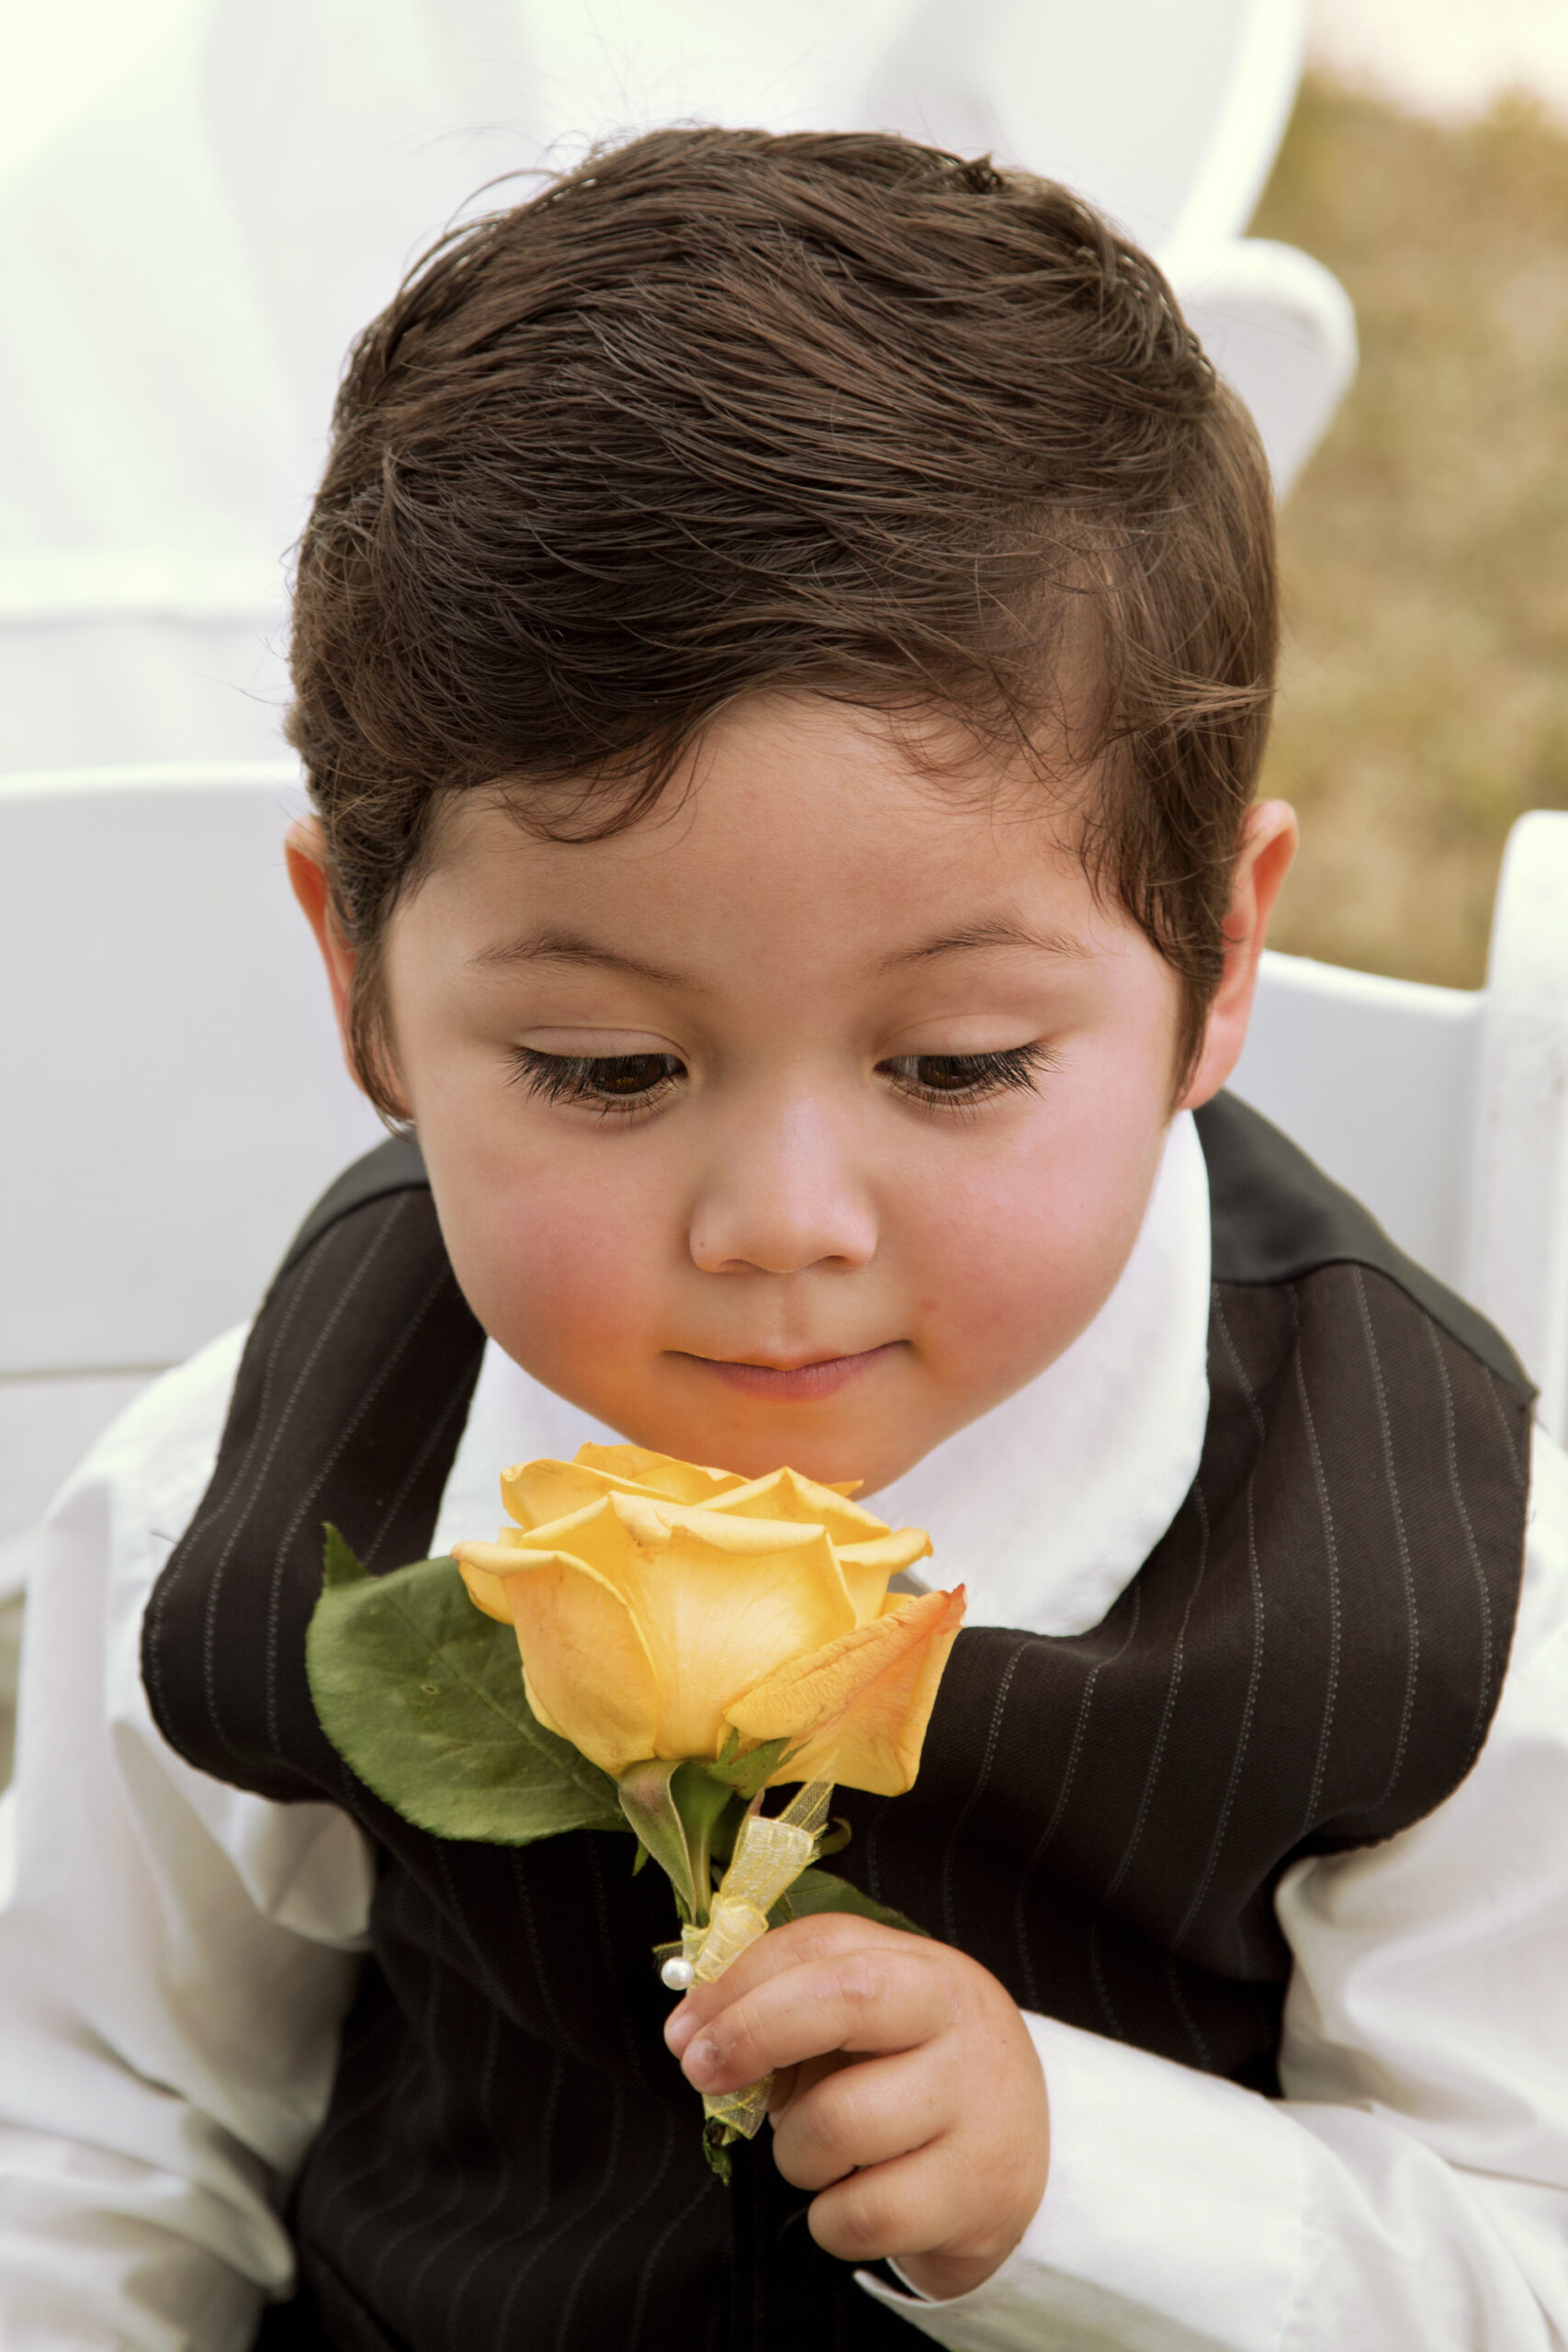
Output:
top-left (1, 1111), bottom-right (1565, 2350)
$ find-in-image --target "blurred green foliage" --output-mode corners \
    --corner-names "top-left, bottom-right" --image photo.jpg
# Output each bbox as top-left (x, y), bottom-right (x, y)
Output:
top-left (1252, 77), bottom-right (1568, 985)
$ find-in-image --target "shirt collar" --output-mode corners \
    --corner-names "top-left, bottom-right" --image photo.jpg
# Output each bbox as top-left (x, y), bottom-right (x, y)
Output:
top-left (432, 1110), bottom-right (1211, 1639)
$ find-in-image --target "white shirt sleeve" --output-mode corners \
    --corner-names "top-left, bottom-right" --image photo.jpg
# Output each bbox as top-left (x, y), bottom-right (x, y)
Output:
top-left (860, 1422), bottom-right (1568, 2350)
top-left (0, 1329), bottom-right (376, 2352)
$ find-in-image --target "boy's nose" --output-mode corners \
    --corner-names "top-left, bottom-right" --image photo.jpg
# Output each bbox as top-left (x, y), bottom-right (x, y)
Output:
top-left (686, 1100), bottom-right (877, 1276)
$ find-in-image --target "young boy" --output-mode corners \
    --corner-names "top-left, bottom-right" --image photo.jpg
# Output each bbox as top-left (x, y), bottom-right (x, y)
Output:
top-left (2, 128), bottom-right (1565, 2351)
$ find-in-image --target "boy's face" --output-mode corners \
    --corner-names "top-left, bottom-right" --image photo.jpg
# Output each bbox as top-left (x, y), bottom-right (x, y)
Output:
top-left (299, 695), bottom-right (1290, 1496)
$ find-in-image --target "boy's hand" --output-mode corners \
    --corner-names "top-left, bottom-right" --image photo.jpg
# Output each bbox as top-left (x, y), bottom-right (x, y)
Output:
top-left (663, 1914), bottom-right (1049, 2301)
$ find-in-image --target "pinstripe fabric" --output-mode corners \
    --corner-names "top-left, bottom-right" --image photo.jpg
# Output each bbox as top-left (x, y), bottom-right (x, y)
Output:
top-left (840, 1259), bottom-right (1530, 2100)
top-left (144, 1103), bottom-right (1532, 2351)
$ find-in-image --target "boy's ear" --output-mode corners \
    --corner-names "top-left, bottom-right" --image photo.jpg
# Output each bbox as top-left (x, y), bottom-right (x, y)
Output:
top-left (285, 817), bottom-right (359, 1071)
top-left (1176, 800), bottom-right (1298, 1113)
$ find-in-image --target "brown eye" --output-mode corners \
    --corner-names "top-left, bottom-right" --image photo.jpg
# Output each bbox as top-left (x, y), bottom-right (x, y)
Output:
top-left (879, 1046), bottom-right (1052, 1106)
top-left (509, 1048), bottom-right (685, 1113)
top-left (589, 1054), bottom-right (680, 1096)
top-left (910, 1056), bottom-right (994, 1092)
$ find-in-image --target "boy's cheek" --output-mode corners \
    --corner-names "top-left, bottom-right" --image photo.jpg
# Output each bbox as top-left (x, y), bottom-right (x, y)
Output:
top-left (893, 1125), bottom-right (1162, 1393)
top-left (449, 1211), bottom-right (675, 1425)
top-left (427, 1123), bottom-right (672, 1355)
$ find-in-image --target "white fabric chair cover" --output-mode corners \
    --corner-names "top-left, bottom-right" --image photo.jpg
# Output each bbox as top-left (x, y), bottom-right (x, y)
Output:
top-left (0, 0), bottom-right (1351, 774)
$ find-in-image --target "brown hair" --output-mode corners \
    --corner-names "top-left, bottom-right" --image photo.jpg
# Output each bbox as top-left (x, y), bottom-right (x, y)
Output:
top-left (287, 126), bottom-right (1277, 1109)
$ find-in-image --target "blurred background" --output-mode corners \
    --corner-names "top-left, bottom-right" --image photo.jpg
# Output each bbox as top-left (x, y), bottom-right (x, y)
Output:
top-left (1265, 0), bottom-right (1568, 989)
top-left (6, 0), bottom-right (1565, 988)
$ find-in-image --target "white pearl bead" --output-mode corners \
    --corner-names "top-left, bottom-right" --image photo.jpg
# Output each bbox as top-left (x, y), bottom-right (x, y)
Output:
top-left (660, 1956), bottom-right (696, 1991)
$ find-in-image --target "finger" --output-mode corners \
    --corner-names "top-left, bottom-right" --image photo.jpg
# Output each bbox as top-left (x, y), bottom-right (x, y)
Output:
top-left (805, 2142), bottom-right (968, 2267)
top-left (771, 2047), bottom-right (949, 2193)
top-left (677, 1950), bottom-right (950, 2093)
top-left (767, 2051), bottom-right (850, 2124)
top-left (676, 1949), bottom-right (956, 2096)
top-left (666, 1914), bottom-right (925, 2054)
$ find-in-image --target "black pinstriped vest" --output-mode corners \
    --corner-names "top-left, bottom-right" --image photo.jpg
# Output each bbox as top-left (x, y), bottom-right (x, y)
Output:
top-left (143, 1095), bottom-right (1533, 2352)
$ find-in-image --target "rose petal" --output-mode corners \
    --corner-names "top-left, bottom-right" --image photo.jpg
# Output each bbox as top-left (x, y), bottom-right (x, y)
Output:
top-left (705, 1468), bottom-right (891, 1544)
top-left (452, 1544), bottom-right (520, 1624)
top-left (577, 1442), bottom-right (748, 1502)
top-left (496, 1548), bottom-right (662, 1777)
top-left (516, 1667), bottom-right (570, 1741)
top-left (599, 1500), bottom-right (858, 1758)
top-left (632, 1498), bottom-right (842, 1555)
top-left (728, 1586), bottom-right (966, 1797)
top-left (501, 1445), bottom-right (748, 1529)
top-left (835, 1527), bottom-right (935, 1623)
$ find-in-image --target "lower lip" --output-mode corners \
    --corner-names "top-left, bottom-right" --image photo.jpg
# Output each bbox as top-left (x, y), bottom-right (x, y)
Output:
top-left (679, 1343), bottom-right (900, 1402)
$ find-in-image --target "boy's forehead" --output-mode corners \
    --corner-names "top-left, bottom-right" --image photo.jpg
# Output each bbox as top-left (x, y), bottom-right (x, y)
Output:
top-left (424, 693), bottom-right (1102, 947)
top-left (384, 691), bottom-right (1180, 1055)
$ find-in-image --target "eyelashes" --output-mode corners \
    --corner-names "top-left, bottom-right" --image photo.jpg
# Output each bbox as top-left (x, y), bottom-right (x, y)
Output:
top-left (508, 1049), bottom-right (684, 1115)
top-left (877, 1044), bottom-right (1054, 1108)
top-left (507, 1042), bottom-right (1055, 1117)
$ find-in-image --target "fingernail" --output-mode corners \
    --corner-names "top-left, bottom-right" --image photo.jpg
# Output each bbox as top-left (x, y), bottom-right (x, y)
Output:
top-left (665, 2006), bottom-right (697, 2057)
top-left (683, 2036), bottom-right (719, 2087)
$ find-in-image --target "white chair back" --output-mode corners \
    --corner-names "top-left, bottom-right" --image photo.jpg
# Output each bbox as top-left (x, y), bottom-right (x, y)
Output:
top-left (1234, 961), bottom-right (1483, 1297)
top-left (1231, 809), bottom-right (1568, 1444)
top-left (0, 763), bottom-right (384, 1597)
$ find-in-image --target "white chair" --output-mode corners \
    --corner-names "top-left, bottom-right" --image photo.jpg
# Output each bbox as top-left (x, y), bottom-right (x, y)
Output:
top-left (1, 0), bottom-right (1348, 777)
top-left (0, 763), bottom-right (386, 1632)
top-left (1232, 809), bottom-right (1568, 1443)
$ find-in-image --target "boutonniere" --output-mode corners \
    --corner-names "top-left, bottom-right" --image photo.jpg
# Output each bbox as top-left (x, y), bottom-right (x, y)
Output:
top-left (308, 1443), bottom-right (964, 2177)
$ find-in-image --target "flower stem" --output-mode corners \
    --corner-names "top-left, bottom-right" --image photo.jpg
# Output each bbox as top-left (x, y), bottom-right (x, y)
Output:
top-left (669, 1764), bottom-right (739, 1924)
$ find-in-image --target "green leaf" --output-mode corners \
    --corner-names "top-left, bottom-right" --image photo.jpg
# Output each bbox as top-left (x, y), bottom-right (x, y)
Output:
top-left (617, 1760), bottom-right (700, 1917)
top-left (704, 1733), bottom-right (796, 1801)
top-left (306, 1548), bottom-right (624, 1845)
top-left (768, 1869), bottom-right (930, 1939)
top-left (671, 1763), bottom-right (737, 1850)
top-left (321, 1522), bottom-right (369, 1591)
top-left (702, 2120), bottom-right (738, 2185)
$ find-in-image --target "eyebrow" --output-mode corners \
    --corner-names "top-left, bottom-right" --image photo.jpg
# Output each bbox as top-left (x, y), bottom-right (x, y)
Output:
top-left (468, 927), bottom-right (706, 992)
top-left (877, 920), bottom-right (1093, 969)
top-left (475, 919), bottom-right (1089, 986)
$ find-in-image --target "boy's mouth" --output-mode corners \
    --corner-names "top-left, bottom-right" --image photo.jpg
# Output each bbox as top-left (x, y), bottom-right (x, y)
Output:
top-left (672, 1342), bottom-right (901, 1402)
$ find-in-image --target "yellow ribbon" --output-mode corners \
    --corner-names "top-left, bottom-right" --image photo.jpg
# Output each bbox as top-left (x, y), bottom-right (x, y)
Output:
top-left (681, 1781), bottom-right (833, 2141)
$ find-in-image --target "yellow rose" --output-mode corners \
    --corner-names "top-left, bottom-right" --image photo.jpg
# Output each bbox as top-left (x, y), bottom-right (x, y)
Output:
top-left (452, 1443), bottom-right (964, 1794)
